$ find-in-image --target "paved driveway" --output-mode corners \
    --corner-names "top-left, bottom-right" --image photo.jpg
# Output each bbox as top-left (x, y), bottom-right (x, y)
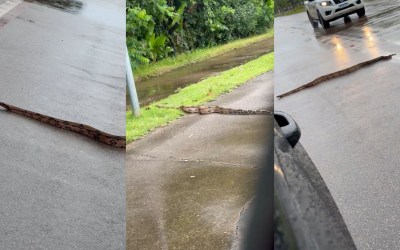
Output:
top-left (126, 72), bottom-right (273, 249)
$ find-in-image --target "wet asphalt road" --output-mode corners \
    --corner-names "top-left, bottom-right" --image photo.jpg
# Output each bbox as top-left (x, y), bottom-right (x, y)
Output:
top-left (275, 1), bottom-right (400, 249)
top-left (0, 1), bottom-right (125, 249)
top-left (126, 72), bottom-right (273, 249)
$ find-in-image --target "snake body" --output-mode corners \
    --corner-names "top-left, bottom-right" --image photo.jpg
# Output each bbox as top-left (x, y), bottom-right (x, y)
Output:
top-left (157, 105), bottom-right (272, 115)
top-left (0, 102), bottom-right (126, 148)
top-left (277, 54), bottom-right (396, 99)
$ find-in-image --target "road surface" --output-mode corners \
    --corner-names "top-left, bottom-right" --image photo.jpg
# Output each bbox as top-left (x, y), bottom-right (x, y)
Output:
top-left (275, 1), bottom-right (400, 249)
top-left (126, 72), bottom-right (273, 249)
top-left (0, 1), bottom-right (125, 249)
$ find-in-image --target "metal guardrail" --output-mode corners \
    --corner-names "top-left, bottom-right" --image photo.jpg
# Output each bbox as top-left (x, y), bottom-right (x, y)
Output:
top-left (126, 47), bottom-right (140, 117)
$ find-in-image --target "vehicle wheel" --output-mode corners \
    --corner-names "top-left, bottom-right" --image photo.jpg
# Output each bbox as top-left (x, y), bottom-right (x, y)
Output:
top-left (318, 11), bottom-right (330, 29)
top-left (307, 11), bottom-right (318, 28)
top-left (344, 16), bottom-right (351, 23)
top-left (357, 7), bottom-right (366, 17)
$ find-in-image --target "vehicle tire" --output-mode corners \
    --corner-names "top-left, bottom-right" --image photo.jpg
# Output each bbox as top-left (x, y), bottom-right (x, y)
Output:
top-left (357, 7), bottom-right (366, 17)
top-left (344, 16), bottom-right (351, 23)
top-left (307, 11), bottom-right (319, 28)
top-left (318, 11), bottom-right (330, 29)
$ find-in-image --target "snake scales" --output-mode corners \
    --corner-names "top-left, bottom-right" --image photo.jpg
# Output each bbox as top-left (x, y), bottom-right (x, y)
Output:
top-left (0, 102), bottom-right (126, 148)
top-left (156, 105), bottom-right (272, 115)
top-left (277, 54), bottom-right (396, 99)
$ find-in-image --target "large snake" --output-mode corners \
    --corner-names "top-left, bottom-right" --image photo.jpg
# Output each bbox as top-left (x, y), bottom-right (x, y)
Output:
top-left (156, 105), bottom-right (272, 115)
top-left (277, 54), bottom-right (396, 99)
top-left (0, 102), bottom-right (126, 148)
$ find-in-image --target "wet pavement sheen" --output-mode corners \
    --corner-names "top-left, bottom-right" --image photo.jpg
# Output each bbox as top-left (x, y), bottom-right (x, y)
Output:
top-left (0, 1), bottom-right (125, 249)
top-left (275, 0), bottom-right (400, 249)
top-left (126, 72), bottom-right (273, 249)
top-left (132, 37), bottom-right (274, 107)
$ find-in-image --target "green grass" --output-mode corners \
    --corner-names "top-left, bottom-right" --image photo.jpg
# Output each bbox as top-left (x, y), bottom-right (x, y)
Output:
top-left (277, 5), bottom-right (305, 17)
top-left (134, 29), bottom-right (274, 80)
top-left (127, 52), bottom-right (274, 143)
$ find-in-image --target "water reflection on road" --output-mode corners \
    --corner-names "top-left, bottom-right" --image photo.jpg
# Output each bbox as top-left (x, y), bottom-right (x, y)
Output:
top-left (130, 37), bottom-right (274, 108)
top-left (275, 0), bottom-right (400, 249)
top-left (24, 0), bottom-right (84, 13)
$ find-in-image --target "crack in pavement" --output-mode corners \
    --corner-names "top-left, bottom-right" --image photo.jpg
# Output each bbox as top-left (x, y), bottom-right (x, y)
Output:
top-left (126, 72), bottom-right (273, 249)
top-left (131, 152), bottom-right (258, 168)
top-left (231, 197), bottom-right (254, 250)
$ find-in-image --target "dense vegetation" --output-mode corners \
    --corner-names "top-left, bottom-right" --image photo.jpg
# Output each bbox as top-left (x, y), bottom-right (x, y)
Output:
top-left (274, 0), bottom-right (303, 14)
top-left (127, 0), bottom-right (274, 69)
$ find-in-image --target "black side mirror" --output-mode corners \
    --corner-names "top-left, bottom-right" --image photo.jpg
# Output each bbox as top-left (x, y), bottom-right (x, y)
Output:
top-left (274, 111), bottom-right (301, 147)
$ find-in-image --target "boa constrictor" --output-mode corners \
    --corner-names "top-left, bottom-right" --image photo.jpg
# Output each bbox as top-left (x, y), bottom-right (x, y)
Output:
top-left (156, 105), bottom-right (272, 115)
top-left (277, 54), bottom-right (396, 99)
top-left (0, 102), bottom-right (126, 148)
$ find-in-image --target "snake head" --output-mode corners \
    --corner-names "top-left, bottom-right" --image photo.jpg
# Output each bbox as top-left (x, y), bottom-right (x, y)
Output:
top-left (386, 54), bottom-right (396, 59)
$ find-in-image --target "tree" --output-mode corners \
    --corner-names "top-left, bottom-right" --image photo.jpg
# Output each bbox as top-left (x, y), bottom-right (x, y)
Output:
top-left (127, 0), bottom-right (274, 69)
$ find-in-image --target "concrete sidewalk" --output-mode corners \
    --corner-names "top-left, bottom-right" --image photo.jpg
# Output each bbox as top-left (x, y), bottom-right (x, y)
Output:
top-left (126, 72), bottom-right (273, 249)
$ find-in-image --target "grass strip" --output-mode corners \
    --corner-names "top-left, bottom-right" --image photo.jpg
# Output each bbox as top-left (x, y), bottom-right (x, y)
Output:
top-left (134, 29), bottom-right (274, 80)
top-left (127, 52), bottom-right (274, 143)
top-left (277, 5), bottom-right (305, 17)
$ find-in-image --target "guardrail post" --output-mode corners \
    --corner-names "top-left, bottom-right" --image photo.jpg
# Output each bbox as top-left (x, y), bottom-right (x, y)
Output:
top-left (126, 47), bottom-right (140, 116)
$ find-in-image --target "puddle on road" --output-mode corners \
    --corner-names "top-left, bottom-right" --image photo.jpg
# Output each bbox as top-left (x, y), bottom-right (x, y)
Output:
top-left (127, 206), bottom-right (162, 250)
top-left (24, 0), bottom-right (123, 28)
top-left (163, 164), bottom-right (259, 249)
top-left (128, 37), bottom-right (274, 108)
top-left (312, 0), bottom-right (400, 51)
top-left (24, 0), bottom-right (83, 14)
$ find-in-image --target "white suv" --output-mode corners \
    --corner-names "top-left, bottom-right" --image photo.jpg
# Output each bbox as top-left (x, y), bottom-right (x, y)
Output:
top-left (304, 0), bottom-right (365, 29)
